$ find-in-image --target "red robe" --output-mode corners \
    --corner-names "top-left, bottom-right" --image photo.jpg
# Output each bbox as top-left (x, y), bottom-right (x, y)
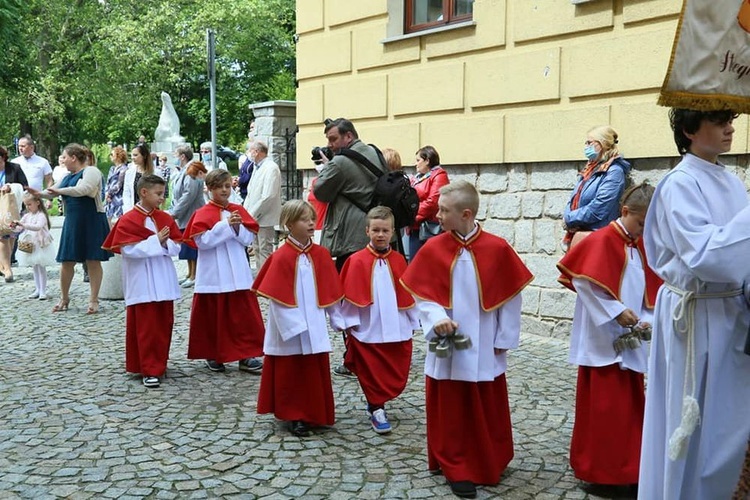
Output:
top-left (557, 222), bottom-right (662, 485)
top-left (102, 205), bottom-right (182, 253)
top-left (101, 205), bottom-right (181, 378)
top-left (340, 245), bottom-right (414, 407)
top-left (557, 221), bottom-right (662, 308)
top-left (401, 226), bottom-right (532, 485)
top-left (182, 200), bottom-right (258, 249)
top-left (401, 226), bottom-right (533, 311)
top-left (252, 240), bottom-right (343, 307)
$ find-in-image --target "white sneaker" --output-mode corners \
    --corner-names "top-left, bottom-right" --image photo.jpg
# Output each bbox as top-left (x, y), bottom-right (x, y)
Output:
top-left (27, 292), bottom-right (39, 299)
top-left (38, 294), bottom-right (47, 301)
top-left (181, 278), bottom-right (195, 288)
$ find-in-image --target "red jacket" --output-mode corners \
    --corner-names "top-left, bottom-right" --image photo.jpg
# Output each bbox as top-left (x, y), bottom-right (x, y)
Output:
top-left (411, 166), bottom-right (449, 227)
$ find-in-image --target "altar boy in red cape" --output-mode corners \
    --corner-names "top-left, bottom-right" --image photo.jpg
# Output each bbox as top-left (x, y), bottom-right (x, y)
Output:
top-left (253, 200), bottom-right (345, 438)
top-left (557, 182), bottom-right (661, 491)
top-left (182, 169), bottom-right (265, 374)
top-left (400, 180), bottom-right (533, 499)
top-left (338, 206), bottom-right (419, 435)
top-left (102, 174), bottom-right (182, 388)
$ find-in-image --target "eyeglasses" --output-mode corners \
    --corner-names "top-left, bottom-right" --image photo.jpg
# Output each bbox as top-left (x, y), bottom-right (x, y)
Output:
top-left (584, 140), bottom-right (599, 146)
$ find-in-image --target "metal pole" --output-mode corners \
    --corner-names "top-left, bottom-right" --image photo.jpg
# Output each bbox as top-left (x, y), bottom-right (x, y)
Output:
top-left (207, 29), bottom-right (217, 170)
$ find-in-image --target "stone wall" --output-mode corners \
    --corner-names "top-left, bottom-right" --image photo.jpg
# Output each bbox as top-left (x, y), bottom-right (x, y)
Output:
top-left (302, 153), bottom-right (750, 339)
top-left (250, 100), bottom-right (300, 202)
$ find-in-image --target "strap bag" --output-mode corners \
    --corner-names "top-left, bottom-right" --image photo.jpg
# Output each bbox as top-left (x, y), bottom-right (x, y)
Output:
top-left (419, 220), bottom-right (442, 241)
top-left (337, 145), bottom-right (419, 230)
top-left (0, 191), bottom-right (20, 236)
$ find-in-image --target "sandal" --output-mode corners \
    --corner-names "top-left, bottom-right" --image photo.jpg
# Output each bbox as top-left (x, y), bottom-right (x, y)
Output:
top-left (86, 300), bottom-right (99, 315)
top-left (52, 299), bottom-right (70, 313)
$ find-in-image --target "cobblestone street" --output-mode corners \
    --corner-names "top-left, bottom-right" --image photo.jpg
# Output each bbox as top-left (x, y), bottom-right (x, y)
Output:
top-left (0, 232), bottom-right (619, 499)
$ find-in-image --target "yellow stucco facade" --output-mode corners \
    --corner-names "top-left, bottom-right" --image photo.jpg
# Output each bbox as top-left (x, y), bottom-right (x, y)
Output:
top-left (295, 0), bottom-right (750, 166)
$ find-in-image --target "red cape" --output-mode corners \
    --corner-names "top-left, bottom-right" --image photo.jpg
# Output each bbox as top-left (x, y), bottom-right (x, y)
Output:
top-left (340, 245), bottom-right (415, 309)
top-left (102, 205), bottom-right (182, 254)
top-left (182, 200), bottom-right (259, 249)
top-left (252, 240), bottom-right (343, 307)
top-left (400, 227), bottom-right (534, 311)
top-left (557, 221), bottom-right (662, 308)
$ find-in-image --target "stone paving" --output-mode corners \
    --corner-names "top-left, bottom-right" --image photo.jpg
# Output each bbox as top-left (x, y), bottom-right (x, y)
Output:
top-left (0, 228), bottom-right (625, 499)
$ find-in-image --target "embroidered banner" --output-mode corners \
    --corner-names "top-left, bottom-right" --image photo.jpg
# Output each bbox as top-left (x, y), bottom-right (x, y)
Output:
top-left (659, 0), bottom-right (750, 112)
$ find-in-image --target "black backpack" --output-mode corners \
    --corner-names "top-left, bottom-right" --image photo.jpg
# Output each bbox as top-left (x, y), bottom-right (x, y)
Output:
top-left (337, 145), bottom-right (419, 229)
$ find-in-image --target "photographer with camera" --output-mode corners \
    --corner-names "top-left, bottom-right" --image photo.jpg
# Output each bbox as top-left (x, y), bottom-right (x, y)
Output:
top-left (312, 118), bottom-right (387, 271)
top-left (313, 118), bottom-right (388, 378)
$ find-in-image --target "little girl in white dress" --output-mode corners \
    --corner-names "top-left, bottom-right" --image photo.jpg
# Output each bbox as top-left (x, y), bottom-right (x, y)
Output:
top-left (13, 193), bottom-right (56, 299)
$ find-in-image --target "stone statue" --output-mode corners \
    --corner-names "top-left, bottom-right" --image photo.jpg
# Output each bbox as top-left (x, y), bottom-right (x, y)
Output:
top-left (154, 91), bottom-right (184, 143)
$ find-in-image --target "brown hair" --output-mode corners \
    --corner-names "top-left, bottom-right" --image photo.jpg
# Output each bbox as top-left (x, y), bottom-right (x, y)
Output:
top-left (63, 143), bottom-right (88, 164)
top-left (366, 206), bottom-right (395, 228)
top-left (416, 145), bottom-right (441, 168)
top-left (132, 144), bottom-right (154, 174)
top-left (186, 161), bottom-right (207, 178)
top-left (620, 182), bottom-right (655, 214)
top-left (22, 192), bottom-right (51, 229)
top-left (205, 168), bottom-right (232, 190)
top-left (111, 146), bottom-right (128, 165)
top-left (136, 173), bottom-right (166, 194)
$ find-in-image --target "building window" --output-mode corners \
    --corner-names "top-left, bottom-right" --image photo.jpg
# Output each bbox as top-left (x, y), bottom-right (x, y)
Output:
top-left (405, 0), bottom-right (474, 34)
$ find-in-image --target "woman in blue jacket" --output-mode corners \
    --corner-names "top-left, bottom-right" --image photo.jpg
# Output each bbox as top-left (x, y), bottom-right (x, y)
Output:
top-left (563, 125), bottom-right (630, 251)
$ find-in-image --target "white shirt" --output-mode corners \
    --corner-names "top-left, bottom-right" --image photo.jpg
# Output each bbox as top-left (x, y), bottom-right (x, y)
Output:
top-left (120, 215), bottom-right (181, 306)
top-left (13, 153), bottom-right (51, 191)
top-left (243, 156), bottom-right (282, 228)
top-left (193, 212), bottom-right (255, 294)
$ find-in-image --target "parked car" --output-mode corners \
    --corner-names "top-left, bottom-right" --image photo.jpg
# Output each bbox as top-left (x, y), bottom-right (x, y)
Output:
top-left (216, 145), bottom-right (240, 161)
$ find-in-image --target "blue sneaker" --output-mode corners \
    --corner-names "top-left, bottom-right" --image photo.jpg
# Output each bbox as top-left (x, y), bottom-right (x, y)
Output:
top-left (370, 408), bottom-right (392, 434)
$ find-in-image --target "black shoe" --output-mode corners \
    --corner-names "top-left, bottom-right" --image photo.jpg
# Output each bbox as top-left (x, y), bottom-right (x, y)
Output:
top-left (449, 481), bottom-right (476, 498)
top-left (290, 420), bottom-right (310, 437)
top-left (333, 363), bottom-right (355, 377)
top-left (205, 360), bottom-right (226, 372)
top-left (238, 357), bottom-right (263, 373)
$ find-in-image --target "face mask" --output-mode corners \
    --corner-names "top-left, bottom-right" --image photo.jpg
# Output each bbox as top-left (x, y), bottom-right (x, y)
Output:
top-left (584, 145), bottom-right (598, 161)
top-left (201, 153), bottom-right (212, 163)
top-left (173, 158), bottom-right (180, 167)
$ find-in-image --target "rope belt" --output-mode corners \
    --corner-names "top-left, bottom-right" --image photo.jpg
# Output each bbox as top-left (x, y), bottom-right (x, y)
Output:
top-left (664, 283), bottom-right (743, 460)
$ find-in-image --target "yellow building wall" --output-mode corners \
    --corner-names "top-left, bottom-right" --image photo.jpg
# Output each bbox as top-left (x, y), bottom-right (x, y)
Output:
top-left (295, 0), bottom-right (745, 166)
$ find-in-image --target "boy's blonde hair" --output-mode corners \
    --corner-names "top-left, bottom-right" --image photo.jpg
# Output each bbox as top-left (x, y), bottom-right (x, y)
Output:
top-left (620, 182), bottom-right (655, 214)
top-left (439, 180), bottom-right (479, 215)
top-left (205, 169), bottom-right (232, 190)
top-left (366, 206), bottom-right (395, 228)
top-left (280, 199), bottom-right (316, 229)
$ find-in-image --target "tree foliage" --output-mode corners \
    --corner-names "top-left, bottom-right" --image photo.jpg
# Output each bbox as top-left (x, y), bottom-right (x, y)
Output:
top-left (0, 0), bottom-right (296, 158)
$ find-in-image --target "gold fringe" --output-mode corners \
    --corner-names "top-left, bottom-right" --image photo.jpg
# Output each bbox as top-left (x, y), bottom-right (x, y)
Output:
top-left (658, 90), bottom-right (750, 114)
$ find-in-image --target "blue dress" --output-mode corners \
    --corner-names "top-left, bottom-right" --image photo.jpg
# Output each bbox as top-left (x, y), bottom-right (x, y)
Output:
top-left (56, 170), bottom-right (112, 263)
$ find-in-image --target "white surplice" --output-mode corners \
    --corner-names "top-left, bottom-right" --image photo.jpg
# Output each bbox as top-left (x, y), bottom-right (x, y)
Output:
top-left (640, 153), bottom-right (750, 500)
top-left (119, 216), bottom-right (181, 307)
top-left (568, 229), bottom-right (651, 373)
top-left (193, 212), bottom-right (255, 294)
top-left (340, 258), bottom-right (419, 344)
top-left (263, 250), bottom-right (344, 356)
top-left (416, 240), bottom-right (522, 383)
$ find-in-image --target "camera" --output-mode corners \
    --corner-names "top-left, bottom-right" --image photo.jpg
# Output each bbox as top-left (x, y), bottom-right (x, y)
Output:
top-left (311, 146), bottom-right (334, 165)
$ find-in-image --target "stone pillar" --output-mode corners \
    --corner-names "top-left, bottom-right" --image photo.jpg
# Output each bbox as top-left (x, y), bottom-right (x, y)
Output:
top-left (250, 100), bottom-right (299, 201)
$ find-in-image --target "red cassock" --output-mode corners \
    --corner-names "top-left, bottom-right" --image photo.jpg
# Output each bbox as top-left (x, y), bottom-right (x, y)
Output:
top-left (182, 201), bottom-right (264, 363)
top-left (102, 206), bottom-right (182, 377)
top-left (401, 228), bottom-right (533, 485)
top-left (254, 241), bottom-right (343, 426)
top-left (557, 222), bottom-right (663, 485)
top-left (340, 246), bottom-right (414, 407)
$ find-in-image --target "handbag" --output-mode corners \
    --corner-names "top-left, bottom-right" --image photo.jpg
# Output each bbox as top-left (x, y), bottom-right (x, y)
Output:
top-left (17, 234), bottom-right (34, 253)
top-left (419, 220), bottom-right (442, 241)
top-left (0, 191), bottom-right (20, 236)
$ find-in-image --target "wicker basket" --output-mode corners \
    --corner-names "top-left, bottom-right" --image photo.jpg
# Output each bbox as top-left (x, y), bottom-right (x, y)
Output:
top-left (18, 239), bottom-right (34, 253)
